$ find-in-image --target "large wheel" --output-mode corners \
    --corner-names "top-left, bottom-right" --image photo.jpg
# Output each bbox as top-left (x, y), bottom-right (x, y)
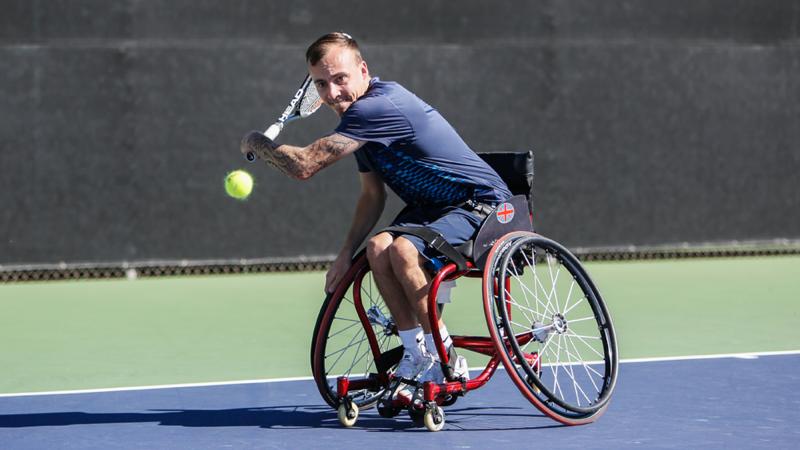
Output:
top-left (311, 252), bottom-right (400, 409)
top-left (483, 232), bottom-right (619, 425)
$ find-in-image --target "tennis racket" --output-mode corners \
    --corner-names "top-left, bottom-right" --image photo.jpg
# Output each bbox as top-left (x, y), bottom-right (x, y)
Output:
top-left (245, 74), bottom-right (323, 162)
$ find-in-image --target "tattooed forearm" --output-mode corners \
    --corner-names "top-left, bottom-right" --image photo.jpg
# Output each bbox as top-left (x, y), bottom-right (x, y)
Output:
top-left (240, 131), bottom-right (363, 180)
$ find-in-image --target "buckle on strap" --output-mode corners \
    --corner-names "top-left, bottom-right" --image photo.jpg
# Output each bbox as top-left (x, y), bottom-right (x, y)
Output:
top-left (429, 235), bottom-right (449, 253)
top-left (460, 199), bottom-right (494, 220)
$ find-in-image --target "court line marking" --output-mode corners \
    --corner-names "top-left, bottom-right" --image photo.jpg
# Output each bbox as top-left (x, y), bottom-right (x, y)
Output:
top-left (1, 349), bottom-right (798, 399)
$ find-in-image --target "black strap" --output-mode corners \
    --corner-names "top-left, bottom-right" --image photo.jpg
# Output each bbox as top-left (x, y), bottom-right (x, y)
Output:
top-left (384, 225), bottom-right (469, 271)
top-left (457, 199), bottom-right (496, 221)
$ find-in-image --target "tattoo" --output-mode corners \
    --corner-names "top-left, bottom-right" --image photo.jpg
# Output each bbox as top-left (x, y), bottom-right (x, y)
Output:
top-left (244, 132), bottom-right (362, 179)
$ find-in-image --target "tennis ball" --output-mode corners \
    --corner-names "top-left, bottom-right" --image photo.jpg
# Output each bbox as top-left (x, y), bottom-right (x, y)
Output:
top-left (224, 170), bottom-right (253, 200)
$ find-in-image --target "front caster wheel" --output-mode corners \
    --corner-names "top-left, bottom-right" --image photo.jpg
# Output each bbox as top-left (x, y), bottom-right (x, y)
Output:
top-left (337, 401), bottom-right (359, 427)
top-left (423, 405), bottom-right (445, 432)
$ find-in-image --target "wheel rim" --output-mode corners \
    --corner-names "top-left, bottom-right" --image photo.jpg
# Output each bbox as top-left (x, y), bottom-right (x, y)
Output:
top-left (490, 234), bottom-right (618, 418)
top-left (314, 258), bottom-right (397, 408)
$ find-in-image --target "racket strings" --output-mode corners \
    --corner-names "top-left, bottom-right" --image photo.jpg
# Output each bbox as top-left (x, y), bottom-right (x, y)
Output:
top-left (299, 85), bottom-right (322, 117)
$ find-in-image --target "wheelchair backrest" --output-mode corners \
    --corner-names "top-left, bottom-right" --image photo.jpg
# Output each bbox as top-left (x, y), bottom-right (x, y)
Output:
top-left (477, 151), bottom-right (534, 215)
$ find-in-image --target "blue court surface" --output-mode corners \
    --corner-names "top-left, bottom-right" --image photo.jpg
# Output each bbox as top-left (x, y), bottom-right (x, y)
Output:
top-left (1, 353), bottom-right (798, 449)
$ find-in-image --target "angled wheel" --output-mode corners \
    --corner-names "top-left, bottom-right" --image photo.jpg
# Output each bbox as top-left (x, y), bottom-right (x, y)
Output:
top-left (311, 251), bottom-right (400, 409)
top-left (423, 404), bottom-right (445, 432)
top-left (337, 400), bottom-right (359, 427)
top-left (483, 232), bottom-right (619, 425)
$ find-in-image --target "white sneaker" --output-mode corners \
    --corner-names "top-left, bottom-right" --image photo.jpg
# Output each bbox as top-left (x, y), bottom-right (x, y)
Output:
top-left (419, 362), bottom-right (444, 384)
top-left (394, 351), bottom-right (433, 380)
top-left (419, 354), bottom-right (470, 383)
top-left (453, 355), bottom-right (470, 381)
top-left (392, 352), bottom-right (433, 404)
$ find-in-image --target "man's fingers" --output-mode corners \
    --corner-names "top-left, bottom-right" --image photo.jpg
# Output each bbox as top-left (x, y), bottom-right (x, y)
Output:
top-left (325, 271), bottom-right (338, 294)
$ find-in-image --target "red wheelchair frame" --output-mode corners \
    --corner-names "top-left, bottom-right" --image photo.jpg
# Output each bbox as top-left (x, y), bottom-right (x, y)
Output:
top-left (310, 152), bottom-right (619, 431)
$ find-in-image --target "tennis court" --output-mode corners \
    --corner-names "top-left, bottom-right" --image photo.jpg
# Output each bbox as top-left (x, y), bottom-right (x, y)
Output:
top-left (1, 256), bottom-right (798, 448)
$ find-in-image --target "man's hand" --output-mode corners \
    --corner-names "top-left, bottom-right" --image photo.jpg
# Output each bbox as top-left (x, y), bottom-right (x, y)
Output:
top-left (325, 250), bottom-right (353, 294)
top-left (240, 131), bottom-right (278, 161)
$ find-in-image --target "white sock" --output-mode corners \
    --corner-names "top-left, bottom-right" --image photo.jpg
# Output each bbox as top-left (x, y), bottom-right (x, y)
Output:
top-left (424, 325), bottom-right (453, 361)
top-left (398, 327), bottom-right (425, 358)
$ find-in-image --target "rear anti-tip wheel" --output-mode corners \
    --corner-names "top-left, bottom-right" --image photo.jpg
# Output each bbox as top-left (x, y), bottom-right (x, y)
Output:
top-left (409, 406), bottom-right (425, 426)
top-left (377, 401), bottom-right (401, 418)
top-left (337, 401), bottom-right (359, 427)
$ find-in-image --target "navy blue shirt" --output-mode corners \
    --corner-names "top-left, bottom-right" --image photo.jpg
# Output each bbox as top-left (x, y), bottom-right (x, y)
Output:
top-left (335, 78), bottom-right (511, 207)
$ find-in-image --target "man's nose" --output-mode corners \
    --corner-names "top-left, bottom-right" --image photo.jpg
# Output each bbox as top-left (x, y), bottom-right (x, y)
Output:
top-left (326, 84), bottom-right (341, 102)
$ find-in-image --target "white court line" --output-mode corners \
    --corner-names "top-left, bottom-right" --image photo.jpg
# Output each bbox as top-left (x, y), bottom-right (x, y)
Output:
top-left (0, 376), bottom-right (314, 399)
top-left (1, 349), bottom-right (798, 399)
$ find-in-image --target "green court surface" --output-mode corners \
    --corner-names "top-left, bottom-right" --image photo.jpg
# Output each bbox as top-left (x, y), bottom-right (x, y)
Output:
top-left (0, 256), bottom-right (798, 394)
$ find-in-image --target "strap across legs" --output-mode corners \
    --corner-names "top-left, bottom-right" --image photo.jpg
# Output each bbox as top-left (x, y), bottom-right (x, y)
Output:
top-left (383, 225), bottom-right (469, 271)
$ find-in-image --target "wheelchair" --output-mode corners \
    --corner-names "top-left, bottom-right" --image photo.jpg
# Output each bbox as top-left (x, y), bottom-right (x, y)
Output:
top-left (310, 151), bottom-right (619, 431)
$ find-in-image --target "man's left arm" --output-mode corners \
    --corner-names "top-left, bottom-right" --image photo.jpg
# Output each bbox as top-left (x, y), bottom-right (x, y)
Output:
top-left (240, 132), bottom-right (365, 180)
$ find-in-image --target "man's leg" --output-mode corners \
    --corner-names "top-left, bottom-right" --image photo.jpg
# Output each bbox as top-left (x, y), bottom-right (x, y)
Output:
top-left (388, 236), bottom-right (466, 385)
top-left (365, 232), bottom-right (418, 331)
top-left (387, 209), bottom-right (482, 383)
top-left (367, 232), bottom-right (434, 384)
top-left (388, 236), bottom-right (442, 334)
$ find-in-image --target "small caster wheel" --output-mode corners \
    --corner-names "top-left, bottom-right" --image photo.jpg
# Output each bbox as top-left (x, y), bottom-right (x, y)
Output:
top-left (378, 402), bottom-right (401, 418)
top-left (423, 405), bottom-right (445, 432)
top-left (337, 401), bottom-right (359, 427)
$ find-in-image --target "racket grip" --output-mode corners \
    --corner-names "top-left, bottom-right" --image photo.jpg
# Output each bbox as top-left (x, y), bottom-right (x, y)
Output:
top-left (265, 123), bottom-right (282, 140)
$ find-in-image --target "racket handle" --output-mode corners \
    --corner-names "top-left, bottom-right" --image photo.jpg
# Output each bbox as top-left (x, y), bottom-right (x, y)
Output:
top-left (265, 123), bottom-right (282, 140)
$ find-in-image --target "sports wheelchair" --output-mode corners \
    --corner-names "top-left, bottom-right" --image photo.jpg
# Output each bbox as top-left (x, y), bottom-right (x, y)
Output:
top-left (310, 151), bottom-right (619, 431)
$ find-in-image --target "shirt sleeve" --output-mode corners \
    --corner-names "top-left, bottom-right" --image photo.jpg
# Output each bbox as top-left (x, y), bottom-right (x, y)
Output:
top-left (354, 149), bottom-right (371, 173)
top-left (335, 96), bottom-right (413, 148)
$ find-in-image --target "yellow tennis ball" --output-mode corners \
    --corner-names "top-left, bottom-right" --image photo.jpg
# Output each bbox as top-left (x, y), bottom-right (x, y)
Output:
top-left (224, 170), bottom-right (253, 200)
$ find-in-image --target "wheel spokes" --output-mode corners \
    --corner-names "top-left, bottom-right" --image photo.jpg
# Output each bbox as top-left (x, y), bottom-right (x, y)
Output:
top-left (493, 236), bottom-right (615, 416)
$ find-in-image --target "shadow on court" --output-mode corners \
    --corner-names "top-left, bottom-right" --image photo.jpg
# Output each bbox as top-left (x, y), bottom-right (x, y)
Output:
top-left (0, 404), bottom-right (559, 432)
top-left (0, 405), bottom-right (334, 429)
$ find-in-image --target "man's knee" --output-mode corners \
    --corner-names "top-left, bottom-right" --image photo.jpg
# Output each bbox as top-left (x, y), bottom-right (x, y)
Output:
top-left (366, 233), bottom-right (393, 273)
top-left (388, 236), bottom-right (423, 270)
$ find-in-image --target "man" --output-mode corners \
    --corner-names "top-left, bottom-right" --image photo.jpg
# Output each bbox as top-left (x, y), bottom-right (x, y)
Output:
top-left (241, 32), bottom-right (511, 385)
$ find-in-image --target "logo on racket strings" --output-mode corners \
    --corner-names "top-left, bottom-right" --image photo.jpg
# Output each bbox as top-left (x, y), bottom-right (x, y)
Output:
top-left (496, 202), bottom-right (515, 224)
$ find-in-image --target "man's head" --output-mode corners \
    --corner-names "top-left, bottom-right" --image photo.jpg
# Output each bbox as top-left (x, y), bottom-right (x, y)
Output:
top-left (306, 32), bottom-right (371, 116)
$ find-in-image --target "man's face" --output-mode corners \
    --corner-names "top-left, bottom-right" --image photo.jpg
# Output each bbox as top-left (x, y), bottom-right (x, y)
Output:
top-left (309, 45), bottom-right (370, 116)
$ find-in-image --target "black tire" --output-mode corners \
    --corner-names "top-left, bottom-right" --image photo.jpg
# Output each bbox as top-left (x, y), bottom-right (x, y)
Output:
top-left (483, 232), bottom-right (619, 425)
top-left (311, 252), bottom-right (400, 409)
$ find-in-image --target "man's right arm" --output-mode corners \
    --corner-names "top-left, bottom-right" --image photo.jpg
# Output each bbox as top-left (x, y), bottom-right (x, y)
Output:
top-left (325, 171), bottom-right (386, 293)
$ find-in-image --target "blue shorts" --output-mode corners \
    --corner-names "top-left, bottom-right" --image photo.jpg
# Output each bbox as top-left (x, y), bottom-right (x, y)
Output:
top-left (388, 205), bottom-right (483, 271)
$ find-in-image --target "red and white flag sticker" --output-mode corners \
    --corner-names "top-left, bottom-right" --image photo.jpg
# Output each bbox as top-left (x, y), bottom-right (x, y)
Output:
top-left (496, 202), bottom-right (515, 224)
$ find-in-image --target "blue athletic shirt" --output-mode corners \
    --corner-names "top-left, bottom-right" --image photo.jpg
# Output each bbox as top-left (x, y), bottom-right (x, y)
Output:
top-left (335, 78), bottom-right (511, 207)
